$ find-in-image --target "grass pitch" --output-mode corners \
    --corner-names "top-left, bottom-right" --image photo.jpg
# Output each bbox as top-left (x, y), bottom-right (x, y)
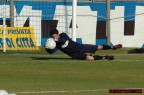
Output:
top-left (0, 49), bottom-right (144, 95)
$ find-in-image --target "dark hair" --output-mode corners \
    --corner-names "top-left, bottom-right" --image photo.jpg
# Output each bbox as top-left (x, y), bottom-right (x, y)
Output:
top-left (50, 29), bottom-right (59, 36)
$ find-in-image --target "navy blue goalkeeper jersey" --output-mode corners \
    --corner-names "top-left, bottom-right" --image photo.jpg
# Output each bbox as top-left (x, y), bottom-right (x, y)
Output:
top-left (56, 33), bottom-right (84, 54)
top-left (46, 33), bottom-right (98, 60)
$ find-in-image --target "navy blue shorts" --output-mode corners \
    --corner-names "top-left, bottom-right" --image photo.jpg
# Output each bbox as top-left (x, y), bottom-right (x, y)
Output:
top-left (70, 44), bottom-right (98, 60)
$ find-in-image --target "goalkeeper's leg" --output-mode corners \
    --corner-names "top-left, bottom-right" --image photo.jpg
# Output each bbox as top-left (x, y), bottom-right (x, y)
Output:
top-left (98, 44), bottom-right (122, 50)
top-left (93, 55), bottom-right (114, 60)
top-left (86, 55), bottom-right (114, 61)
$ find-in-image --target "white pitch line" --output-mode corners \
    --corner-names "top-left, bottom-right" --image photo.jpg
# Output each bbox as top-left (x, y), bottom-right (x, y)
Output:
top-left (13, 89), bottom-right (108, 94)
top-left (0, 59), bottom-right (144, 64)
top-left (113, 60), bottom-right (144, 62)
top-left (12, 88), bottom-right (144, 94)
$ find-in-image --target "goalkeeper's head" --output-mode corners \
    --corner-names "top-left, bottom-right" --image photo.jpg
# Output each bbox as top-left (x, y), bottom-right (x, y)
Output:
top-left (50, 29), bottom-right (59, 36)
top-left (50, 29), bottom-right (59, 40)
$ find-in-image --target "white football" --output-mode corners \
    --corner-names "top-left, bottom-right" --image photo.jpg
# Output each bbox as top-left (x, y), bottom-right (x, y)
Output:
top-left (45, 38), bottom-right (56, 49)
top-left (0, 90), bottom-right (8, 95)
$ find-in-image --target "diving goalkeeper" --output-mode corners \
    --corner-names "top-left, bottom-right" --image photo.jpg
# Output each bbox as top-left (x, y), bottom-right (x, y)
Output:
top-left (45, 29), bottom-right (122, 61)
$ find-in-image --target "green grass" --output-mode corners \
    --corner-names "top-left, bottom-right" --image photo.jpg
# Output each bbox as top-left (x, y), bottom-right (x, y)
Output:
top-left (0, 49), bottom-right (144, 95)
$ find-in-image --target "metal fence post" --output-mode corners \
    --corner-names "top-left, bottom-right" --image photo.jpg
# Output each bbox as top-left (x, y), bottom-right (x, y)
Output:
top-left (10, 0), bottom-right (14, 27)
top-left (106, 0), bottom-right (111, 45)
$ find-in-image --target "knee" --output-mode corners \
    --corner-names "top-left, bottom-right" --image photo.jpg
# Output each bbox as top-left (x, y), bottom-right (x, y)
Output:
top-left (86, 55), bottom-right (94, 61)
top-left (98, 45), bottom-right (103, 50)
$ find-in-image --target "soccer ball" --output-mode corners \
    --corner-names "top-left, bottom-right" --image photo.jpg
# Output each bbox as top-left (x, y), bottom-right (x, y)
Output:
top-left (45, 38), bottom-right (56, 49)
top-left (0, 90), bottom-right (8, 95)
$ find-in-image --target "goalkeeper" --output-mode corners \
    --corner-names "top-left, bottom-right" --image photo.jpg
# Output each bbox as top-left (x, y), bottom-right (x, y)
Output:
top-left (45, 29), bottom-right (122, 61)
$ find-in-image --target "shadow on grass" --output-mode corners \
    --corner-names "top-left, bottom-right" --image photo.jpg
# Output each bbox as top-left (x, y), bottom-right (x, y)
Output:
top-left (31, 57), bottom-right (72, 60)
